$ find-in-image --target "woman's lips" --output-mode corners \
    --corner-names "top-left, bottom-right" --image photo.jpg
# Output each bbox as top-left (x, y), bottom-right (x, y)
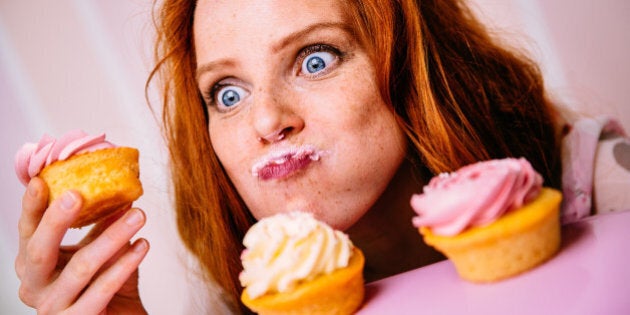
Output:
top-left (251, 145), bottom-right (323, 180)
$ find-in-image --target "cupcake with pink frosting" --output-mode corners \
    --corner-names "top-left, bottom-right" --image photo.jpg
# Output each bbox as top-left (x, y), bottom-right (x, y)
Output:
top-left (411, 158), bottom-right (562, 282)
top-left (15, 130), bottom-right (143, 227)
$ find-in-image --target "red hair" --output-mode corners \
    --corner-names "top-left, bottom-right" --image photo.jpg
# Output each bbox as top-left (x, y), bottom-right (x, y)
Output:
top-left (148, 0), bottom-right (561, 312)
top-left (147, 0), bottom-right (253, 312)
top-left (347, 0), bottom-right (561, 184)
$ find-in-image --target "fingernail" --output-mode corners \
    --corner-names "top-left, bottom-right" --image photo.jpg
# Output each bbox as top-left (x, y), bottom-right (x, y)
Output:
top-left (132, 239), bottom-right (148, 253)
top-left (60, 191), bottom-right (76, 210)
top-left (27, 182), bottom-right (38, 197)
top-left (124, 209), bottom-right (144, 226)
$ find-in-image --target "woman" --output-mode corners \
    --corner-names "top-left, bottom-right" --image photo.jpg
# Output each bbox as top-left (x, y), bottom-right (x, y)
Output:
top-left (16, 0), bottom-right (564, 313)
top-left (155, 0), bottom-right (561, 312)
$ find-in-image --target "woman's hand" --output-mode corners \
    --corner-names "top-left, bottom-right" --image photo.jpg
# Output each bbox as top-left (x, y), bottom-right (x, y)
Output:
top-left (15, 177), bottom-right (150, 314)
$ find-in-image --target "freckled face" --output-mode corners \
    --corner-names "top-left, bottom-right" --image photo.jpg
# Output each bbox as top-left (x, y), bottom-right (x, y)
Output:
top-left (194, 0), bottom-right (406, 230)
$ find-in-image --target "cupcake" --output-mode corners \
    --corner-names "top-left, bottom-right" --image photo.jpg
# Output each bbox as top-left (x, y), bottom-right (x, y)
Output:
top-left (410, 158), bottom-right (562, 282)
top-left (15, 130), bottom-right (143, 228)
top-left (240, 211), bottom-right (364, 315)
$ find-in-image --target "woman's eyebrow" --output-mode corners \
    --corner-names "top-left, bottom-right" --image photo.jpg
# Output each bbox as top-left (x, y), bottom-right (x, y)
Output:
top-left (196, 22), bottom-right (351, 80)
top-left (196, 59), bottom-right (234, 81)
top-left (270, 22), bottom-right (350, 53)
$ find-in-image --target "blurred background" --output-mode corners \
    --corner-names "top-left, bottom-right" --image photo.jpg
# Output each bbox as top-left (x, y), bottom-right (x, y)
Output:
top-left (1, 0), bottom-right (628, 314)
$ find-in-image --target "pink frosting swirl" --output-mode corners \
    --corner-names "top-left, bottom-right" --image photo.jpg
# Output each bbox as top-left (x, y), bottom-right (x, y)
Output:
top-left (410, 158), bottom-right (543, 236)
top-left (15, 130), bottom-right (115, 186)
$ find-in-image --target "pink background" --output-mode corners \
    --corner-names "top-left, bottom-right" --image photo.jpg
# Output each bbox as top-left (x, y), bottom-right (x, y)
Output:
top-left (1, 1), bottom-right (628, 313)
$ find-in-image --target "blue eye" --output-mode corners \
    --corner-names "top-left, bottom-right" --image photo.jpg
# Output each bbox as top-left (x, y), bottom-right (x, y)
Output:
top-left (222, 89), bottom-right (240, 106)
top-left (216, 85), bottom-right (248, 108)
top-left (301, 51), bottom-right (335, 74)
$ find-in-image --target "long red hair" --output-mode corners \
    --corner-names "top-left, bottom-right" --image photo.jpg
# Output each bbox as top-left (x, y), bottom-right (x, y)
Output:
top-left (147, 0), bottom-right (253, 312)
top-left (347, 0), bottom-right (562, 183)
top-left (148, 0), bottom-right (561, 312)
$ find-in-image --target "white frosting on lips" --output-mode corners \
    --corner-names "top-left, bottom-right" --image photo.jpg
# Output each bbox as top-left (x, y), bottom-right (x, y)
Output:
top-left (239, 211), bottom-right (354, 299)
top-left (251, 145), bottom-right (323, 178)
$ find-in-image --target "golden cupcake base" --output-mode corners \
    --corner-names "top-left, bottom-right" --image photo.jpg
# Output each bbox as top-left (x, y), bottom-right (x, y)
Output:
top-left (242, 247), bottom-right (365, 315)
top-left (40, 147), bottom-right (143, 228)
top-left (421, 188), bottom-right (562, 282)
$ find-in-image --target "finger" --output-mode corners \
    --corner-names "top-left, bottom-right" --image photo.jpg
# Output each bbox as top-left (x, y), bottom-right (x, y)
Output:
top-left (79, 209), bottom-right (139, 277)
top-left (20, 190), bottom-right (82, 294)
top-left (18, 177), bottom-right (49, 247)
top-left (46, 208), bottom-right (146, 310)
top-left (54, 208), bottom-right (131, 279)
top-left (16, 178), bottom-right (49, 281)
top-left (78, 207), bottom-right (129, 247)
top-left (71, 239), bottom-right (149, 314)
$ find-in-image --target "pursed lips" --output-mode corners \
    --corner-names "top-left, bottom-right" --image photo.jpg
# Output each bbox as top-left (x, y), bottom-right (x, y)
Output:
top-left (251, 145), bottom-right (323, 180)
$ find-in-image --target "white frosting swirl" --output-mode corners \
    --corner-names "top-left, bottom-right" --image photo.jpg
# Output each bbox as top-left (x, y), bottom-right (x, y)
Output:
top-left (239, 211), bottom-right (353, 299)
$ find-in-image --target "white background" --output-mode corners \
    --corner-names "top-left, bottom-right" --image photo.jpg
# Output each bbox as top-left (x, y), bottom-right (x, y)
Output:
top-left (1, 1), bottom-right (628, 314)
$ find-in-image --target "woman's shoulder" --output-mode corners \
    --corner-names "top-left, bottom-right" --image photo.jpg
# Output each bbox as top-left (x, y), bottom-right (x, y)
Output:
top-left (561, 115), bottom-right (630, 223)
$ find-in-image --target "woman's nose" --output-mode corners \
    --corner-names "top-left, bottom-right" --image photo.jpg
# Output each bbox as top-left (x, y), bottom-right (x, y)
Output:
top-left (251, 86), bottom-right (304, 144)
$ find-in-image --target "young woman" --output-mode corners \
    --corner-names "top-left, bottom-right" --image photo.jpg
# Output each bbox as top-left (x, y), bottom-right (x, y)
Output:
top-left (154, 0), bottom-right (561, 312)
top-left (19, 0), bottom-right (610, 313)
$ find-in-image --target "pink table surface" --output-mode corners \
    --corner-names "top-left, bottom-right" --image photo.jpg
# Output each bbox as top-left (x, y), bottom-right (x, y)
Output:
top-left (358, 211), bottom-right (630, 315)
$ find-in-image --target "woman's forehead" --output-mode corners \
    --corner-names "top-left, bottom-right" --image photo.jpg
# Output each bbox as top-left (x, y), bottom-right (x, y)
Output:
top-left (193, 0), bottom-right (349, 39)
top-left (193, 0), bottom-right (352, 64)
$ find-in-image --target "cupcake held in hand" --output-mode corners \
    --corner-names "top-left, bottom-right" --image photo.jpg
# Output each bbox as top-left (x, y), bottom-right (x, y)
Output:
top-left (240, 211), bottom-right (364, 315)
top-left (411, 158), bottom-right (562, 282)
top-left (15, 130), bottom-right (143, 228)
